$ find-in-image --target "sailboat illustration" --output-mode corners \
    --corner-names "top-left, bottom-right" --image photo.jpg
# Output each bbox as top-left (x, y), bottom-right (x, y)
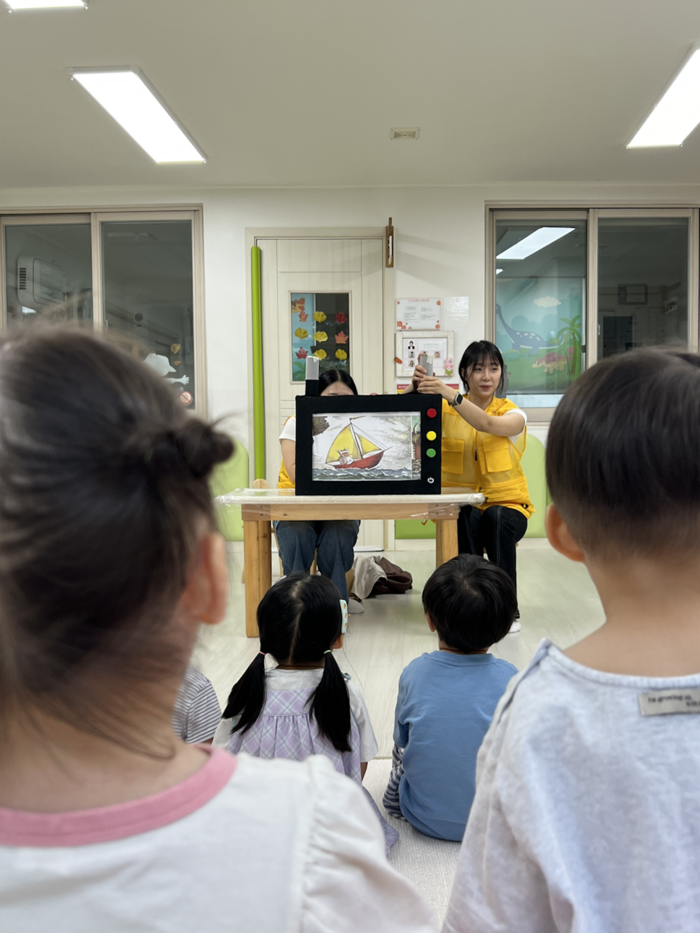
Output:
top-left (326, 418), bottom-right (387, 470)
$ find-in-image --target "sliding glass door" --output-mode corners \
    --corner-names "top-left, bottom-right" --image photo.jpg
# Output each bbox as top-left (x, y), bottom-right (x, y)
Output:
top-left (1, 209), bottom-right (205, 414)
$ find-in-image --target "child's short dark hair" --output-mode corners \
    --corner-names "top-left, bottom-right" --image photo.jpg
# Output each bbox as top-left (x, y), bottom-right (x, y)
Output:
top-left (547, 347), bottom-right (700, 557)
top-left (422, 554), bottom-right (517, 652)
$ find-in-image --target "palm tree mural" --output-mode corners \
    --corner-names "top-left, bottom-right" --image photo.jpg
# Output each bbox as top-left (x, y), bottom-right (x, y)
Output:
top-left (556, 315), bottom-right (582, 378)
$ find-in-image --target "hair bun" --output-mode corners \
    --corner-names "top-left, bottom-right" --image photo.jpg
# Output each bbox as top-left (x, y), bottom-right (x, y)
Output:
top-left (141, 420), bottom-right (233, 482)
top-left (174, 420), bottom-right (234, 479)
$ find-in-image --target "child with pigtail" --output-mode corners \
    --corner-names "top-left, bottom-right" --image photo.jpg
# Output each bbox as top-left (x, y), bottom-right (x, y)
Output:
top-left (216, 572), bottom-right (398, 850)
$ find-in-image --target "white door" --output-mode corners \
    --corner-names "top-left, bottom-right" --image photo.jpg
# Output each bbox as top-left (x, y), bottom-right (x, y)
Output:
top-left (259, 236), bottom-right (384, 548)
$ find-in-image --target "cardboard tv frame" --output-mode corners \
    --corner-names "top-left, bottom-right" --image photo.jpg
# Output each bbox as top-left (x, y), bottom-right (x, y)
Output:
top-left (295, 394), bottom-right (442, 496)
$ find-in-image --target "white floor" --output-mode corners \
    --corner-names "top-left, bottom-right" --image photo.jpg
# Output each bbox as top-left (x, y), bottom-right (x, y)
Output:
top-left (192, 539), bottom-right (605, 925)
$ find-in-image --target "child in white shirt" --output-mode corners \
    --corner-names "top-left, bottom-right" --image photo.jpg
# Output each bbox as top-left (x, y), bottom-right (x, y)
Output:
top-left (0, 328), bottom-right (434, 933)
top-left (443, 347), bottom-right (700, 933)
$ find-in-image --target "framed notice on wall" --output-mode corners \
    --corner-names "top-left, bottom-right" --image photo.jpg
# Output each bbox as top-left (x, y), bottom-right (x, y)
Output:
top-left (396, 298), bottom-right (441, 330)
top-left (395, 330), bottom-right (455, 378)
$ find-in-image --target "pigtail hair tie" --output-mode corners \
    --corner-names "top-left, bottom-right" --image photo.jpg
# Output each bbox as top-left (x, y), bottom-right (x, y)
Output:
top-left (258, 651), bottom-right (266, 657)
top-left (324, 649), bottom-right (332, 655)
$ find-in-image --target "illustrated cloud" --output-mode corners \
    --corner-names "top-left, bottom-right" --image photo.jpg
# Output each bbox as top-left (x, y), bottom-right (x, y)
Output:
top-left (534, 296), bottom-right (561, 308)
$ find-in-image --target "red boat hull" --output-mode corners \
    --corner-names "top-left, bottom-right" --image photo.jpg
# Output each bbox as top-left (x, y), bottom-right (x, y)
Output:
top-left (333, 451), bottom-right (385, 470)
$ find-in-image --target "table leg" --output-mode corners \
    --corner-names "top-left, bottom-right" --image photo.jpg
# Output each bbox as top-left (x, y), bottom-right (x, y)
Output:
top-left (435, 518), bottom-right (459, 567)
top-left (258, 519), bottom-right (272, 596)
top-left (243, 520), bottom-right (261, 638)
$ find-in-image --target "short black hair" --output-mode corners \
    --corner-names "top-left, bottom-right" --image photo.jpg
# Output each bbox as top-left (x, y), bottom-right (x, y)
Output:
top-left (319, 369), bottom-right (358, 395)
top-left (422, 554), bottom-right (517, 652)
top-left (458, 340), bottom-right (505, 393)
top-left (547, 347), bottom-right (700, 557)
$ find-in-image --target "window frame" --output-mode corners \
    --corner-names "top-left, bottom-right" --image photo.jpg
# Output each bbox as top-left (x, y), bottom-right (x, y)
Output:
top-left (487, 206), bottom-right (700, 423)
top-left (0, 206), bottom-right (207, 417)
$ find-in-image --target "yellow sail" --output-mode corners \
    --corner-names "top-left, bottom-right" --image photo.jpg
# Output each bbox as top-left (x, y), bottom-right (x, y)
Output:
top-left (358, 433), bottom-right (380, 454)
top-left (327, 424), bottom-right (361, 463)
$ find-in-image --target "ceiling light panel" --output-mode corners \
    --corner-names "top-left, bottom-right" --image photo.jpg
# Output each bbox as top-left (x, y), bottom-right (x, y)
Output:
top-left (6, 1), bottom-right (87, 9)
top-left (70, 69), bottom-right (205, 164)
top-left (628, 49), bottom-right (700, 148)
top-left (497, 227), bottom-right (575, 261)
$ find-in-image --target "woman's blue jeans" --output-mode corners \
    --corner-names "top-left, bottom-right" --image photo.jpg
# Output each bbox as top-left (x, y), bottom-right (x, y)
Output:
top-left (273, 520), bottom-right (361, 601)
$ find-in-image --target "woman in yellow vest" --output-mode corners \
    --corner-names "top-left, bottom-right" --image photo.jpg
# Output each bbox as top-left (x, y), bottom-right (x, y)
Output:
top-left (277, 369), bottom-right (362, 611)
top-left (407, 340), bottom-right (532, 631)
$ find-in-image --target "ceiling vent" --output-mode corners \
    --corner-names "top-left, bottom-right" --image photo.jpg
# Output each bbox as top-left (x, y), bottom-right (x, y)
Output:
top-left (390, 127), bottom-right (420, 140)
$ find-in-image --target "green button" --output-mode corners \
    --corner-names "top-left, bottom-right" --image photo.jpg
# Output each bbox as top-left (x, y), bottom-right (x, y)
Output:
top-left (426, 448), bottom-right (436, 458)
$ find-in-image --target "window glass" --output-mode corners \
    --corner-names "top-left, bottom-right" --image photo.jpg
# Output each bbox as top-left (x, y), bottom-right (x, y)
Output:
top-left (4, 223), bottom-right (93, 327)
top-left (495, 219), bottom-right (586, 408)
top-left (102, 220), bottom-right (195, 408)
top-left (597, 218), bottom-right (688, 358)
top-left (291, 292), bottom-right (350, 382)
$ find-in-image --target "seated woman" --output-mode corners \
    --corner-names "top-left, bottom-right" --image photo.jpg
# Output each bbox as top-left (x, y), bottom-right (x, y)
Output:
top-left (276, 369), bottom-right (362, 610)
top-left (405, 341), bottom-right (532, 631)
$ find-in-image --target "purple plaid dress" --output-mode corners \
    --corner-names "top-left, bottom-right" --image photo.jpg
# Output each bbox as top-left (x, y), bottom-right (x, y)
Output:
top-left (226, 684), bottom-right (363, 781)
top-left (217, 668), bottom-right (398, 852)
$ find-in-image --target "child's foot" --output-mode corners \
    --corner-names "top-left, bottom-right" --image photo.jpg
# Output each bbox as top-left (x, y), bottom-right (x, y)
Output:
top-left (348, 596), bottom-right (364, 614)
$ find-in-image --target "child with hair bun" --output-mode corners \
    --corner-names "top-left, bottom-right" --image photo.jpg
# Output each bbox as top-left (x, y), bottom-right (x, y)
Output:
top-left (0, 327), bottom-right (432, 932)
top-left (216, 572), bottom-right (398, 851)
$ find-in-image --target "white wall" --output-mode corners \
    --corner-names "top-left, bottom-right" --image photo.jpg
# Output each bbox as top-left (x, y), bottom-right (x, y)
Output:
top-left (3, 182), bottom-right (700, 448)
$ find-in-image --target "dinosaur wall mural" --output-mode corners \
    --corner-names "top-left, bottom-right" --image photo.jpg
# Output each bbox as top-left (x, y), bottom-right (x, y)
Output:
top-left (495, 298), bottom-right (582, 397)
top-left (496, 305), bottom-right (558, 352)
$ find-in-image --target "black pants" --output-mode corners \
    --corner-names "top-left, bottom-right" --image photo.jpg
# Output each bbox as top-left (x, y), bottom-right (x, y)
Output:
top-left (458, 505), bottom-right (528, 594)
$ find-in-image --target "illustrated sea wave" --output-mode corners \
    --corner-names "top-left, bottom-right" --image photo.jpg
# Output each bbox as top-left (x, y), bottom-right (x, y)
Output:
top-left (311, 467), bottom-right (420, 482)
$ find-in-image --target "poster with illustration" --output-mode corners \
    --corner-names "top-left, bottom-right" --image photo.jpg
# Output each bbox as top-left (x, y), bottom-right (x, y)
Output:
top-left (310, 411), bottom-right (421, 482)
top-left (395, 331), bottom-right (454, 377)
top-left (295, 394), bottom-right (442, 495)
top-left (291, 292), bottom-right (350, 382)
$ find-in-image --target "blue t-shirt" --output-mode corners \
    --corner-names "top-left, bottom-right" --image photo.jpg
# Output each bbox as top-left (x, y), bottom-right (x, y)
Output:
top-left (394, 650), bottom-right (517, 841)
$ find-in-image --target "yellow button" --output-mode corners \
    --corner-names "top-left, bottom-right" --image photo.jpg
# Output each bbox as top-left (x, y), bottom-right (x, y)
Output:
top-left (426, 430), bottom-right (437, 441)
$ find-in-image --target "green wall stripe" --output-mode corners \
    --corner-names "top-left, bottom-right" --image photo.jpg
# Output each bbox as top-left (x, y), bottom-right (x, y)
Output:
top-left (251, 246), bottom-right (265, 480)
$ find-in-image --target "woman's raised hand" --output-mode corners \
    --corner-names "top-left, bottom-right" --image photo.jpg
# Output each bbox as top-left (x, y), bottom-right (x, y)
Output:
top-left (411, 363), bottom-right (427, 392)
top-left (417, 374), bottom-right (450, 398)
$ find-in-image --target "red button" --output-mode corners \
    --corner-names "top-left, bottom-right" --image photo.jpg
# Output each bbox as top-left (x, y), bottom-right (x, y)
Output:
top-left (427, 408), bottom-right (437, 418)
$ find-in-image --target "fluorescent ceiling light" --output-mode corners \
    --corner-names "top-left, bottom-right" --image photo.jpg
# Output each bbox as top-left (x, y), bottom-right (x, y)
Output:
top-left (6, 1), bottom-right (86, 8)
top-left (628, 48), bottom-right (700, 147)
top-left (70, 69), bottom-right (205, 164)
top-left (496, 268), bottom-right (503, 274)
top-left (497, 227), bottom-right (574, 261)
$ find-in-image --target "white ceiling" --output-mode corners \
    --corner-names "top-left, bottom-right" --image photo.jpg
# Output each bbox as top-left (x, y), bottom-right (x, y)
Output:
top-left (3, 0), bottom-right (700, 189)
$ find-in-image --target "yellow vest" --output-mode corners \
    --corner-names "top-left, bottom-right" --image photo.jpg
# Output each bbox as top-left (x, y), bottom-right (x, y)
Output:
top-left (441, 397), bottom-right (533, 519)
top-left (278, 416), bottom-right (295, 489)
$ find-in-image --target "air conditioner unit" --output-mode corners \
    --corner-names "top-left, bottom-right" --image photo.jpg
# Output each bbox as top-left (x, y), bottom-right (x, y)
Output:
top-left (17, 256), bottom-right (67, 308)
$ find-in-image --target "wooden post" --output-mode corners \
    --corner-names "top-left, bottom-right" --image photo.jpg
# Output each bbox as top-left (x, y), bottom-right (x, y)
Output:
top-left (435, 518), bottom-right (459, 567)
top-left (258, 519), bottom-right (272, 595)
top-left (243, 520), bottom-right (261, 638)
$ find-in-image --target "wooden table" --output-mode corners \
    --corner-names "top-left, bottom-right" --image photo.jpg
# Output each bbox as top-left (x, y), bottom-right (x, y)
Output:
top-left (216, 489), bottom-right (484, 637)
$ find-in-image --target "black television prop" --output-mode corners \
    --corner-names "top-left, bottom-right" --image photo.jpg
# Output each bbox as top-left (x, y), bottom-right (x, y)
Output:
top-left (295, 394), bottom-right (442, 496)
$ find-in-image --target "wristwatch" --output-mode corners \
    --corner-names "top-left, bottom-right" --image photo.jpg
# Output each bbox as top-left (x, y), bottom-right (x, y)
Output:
top-left (449, 391), bottom-right (463, 407)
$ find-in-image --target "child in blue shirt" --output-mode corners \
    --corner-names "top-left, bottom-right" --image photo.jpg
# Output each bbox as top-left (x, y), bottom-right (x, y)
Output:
top-left (383, 554), bottom-right (518, 841)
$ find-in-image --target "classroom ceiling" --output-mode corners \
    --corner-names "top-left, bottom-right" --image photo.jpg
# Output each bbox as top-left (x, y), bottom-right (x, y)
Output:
top-left (2, 0), bottom-right (700, 189)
